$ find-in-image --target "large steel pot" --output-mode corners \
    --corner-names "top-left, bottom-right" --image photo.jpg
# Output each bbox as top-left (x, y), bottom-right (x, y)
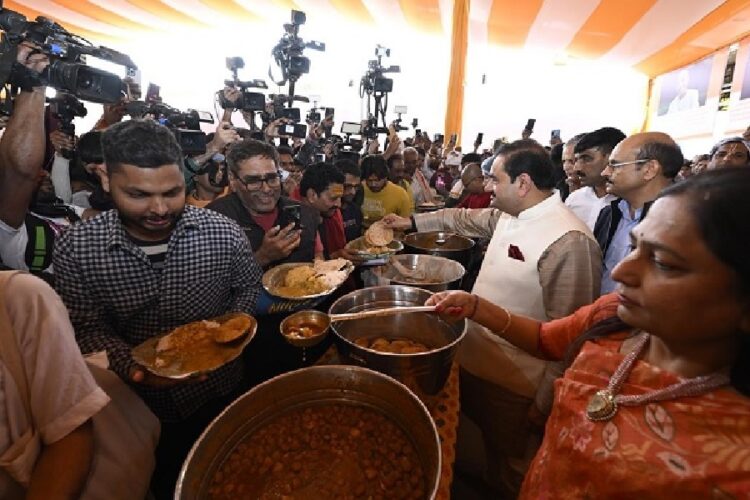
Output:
top-left (380, 254), bottom-right (466, 292)
top-left (403, 231), bottom-right (475, 268)
top-left (175, 366), bottom-right (441, 499)
top-left (329, 286), bottom-right (466, 401)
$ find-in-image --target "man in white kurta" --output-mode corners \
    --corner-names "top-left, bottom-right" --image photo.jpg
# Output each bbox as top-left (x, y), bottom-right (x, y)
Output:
top-left (384, 140), bottom-right (602, 496)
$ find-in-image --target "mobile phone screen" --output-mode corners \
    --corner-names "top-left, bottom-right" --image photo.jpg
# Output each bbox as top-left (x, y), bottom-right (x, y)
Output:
top-left (145, 83), bottom-right (160, 103)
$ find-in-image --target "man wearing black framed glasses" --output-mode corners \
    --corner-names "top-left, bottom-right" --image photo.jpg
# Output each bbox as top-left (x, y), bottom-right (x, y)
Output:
top-left (594, 132), bottom-right (683, 293)
top-left (207, 139), bottom-right (322, 269)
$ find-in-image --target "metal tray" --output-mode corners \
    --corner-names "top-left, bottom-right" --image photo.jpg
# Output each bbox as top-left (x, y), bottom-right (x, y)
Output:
top-left (131, 312), bottom-right (257, 379)
top-left (345, 235), bottom-right (404, 260)
top-left (262, 260), bottom-right (354, 301)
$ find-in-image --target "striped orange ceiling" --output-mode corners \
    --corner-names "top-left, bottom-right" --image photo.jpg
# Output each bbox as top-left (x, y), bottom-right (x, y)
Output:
top-left (5, 0), bottom-right (750, 77)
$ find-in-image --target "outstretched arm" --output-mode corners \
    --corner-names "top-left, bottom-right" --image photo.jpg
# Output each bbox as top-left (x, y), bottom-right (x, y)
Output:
top-left (0, 44), bottom-right (49, 228)
top-left (427, 291), bottom-right (543, 357)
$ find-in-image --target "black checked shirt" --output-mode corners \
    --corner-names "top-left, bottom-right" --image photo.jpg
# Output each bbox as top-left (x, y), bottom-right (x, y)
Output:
top-left (53, 205), bottom-right (262, 422)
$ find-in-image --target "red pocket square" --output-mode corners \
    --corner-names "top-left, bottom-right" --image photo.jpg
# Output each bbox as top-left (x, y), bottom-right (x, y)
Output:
top-left (508, 244), bottom-right (525, 262)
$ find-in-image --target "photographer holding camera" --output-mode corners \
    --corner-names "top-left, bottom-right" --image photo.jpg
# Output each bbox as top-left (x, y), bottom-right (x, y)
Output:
top-left (0, 43), bottom-right (56, 274)
top-left (185, 121), bottom-right (239, 207)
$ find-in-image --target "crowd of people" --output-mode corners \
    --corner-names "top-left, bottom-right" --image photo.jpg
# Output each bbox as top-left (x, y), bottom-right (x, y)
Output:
top-left (0, 39), bottom-right (749, 499)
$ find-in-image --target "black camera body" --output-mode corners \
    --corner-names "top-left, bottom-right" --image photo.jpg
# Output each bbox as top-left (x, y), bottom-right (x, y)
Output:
top-left (218, 56), bottom-right (268, 111)
top-left (361, 47), bottom-right (400, 96)
top-left (0, 3), bottom-right (136, 104)
top-left (48, 92), bottom-right (86, 159)
top-left (125, 101), bottom-right (212, 155)
top-left (362, 115), bottom-right (388, 139)
top-left (270, 10), bottom-right (325, 86)
top-left (276, 122), bottom-right (307, 139)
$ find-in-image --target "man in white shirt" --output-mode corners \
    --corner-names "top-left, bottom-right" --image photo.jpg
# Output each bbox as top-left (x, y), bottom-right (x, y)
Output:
top-left (667, 70), bottom-right (701, 114)
top-left (383, 139), bottom-right (601, 497)
top-left (564, 127), bottom-right (625, 230)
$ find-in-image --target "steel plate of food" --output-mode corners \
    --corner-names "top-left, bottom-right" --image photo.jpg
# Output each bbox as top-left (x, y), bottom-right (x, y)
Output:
top-left (131, 312), bottom-right (257, 379)
top-left (345, 236), bottom-right (404, 260)
top-left (262, 258), bottom-right (354, 300)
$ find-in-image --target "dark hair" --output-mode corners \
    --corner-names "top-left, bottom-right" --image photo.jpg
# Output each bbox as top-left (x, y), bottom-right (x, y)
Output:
top-left (300, 163), bottom-right (345, 197)
top-left (502, 149), bottom-right (556, 190)
top-left (225, 139), bottom-right (279, 174)
top-left (77, 131), bottom-right (103, 164)
top-left (636, 142), bottom-right (684, 179)
top-left (566, 169), bottom-right (750, 394)
top-left (462, 153), bottom-right (482, 165)
top-left (709, 137), bottom-right (750, 159)
top-left (360, 154), bottom-right (389, 180)
top-left (574, 127), bottom-right (626, 156)
top-left (101, 119), bottom-right (183, 172)
top-left (276, 144), bottom-right (294, 156)
top-left (386, 153), bottom-right (403, 170)
top-left (565, 133), bottom-right (586, 148)
top-left (335, 159), bottom-right (360, 178)
top-left (415, 147), bottom-right (426, 157)
top-left (694, 153), bottom-right (710, 162)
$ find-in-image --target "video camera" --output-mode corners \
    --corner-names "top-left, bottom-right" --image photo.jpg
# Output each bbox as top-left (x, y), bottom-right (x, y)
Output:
top-left (0, 1), bottom-right (136, 105)
top-left (218, 56), bottom-right (267, 111)
top-left (126, 101), bottom-right (213, 155)
top-left (360, 45), bottom-right (400, 96)
top-left (48, 92), bottom-right (85, 159)
top-left (269, 10), bottom-right (325, 88)
top-left (360, 46), bottom-right (400, 138)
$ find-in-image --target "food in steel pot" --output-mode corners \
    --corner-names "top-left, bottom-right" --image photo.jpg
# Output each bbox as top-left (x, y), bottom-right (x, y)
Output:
top-left (207, 404), bottom-right (426, 499)
top-left (355, 337), bottom-right (430, 354)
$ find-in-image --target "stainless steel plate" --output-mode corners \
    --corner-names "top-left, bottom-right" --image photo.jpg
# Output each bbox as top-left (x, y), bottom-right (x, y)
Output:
top-left (262, 261), bottom-right (354, 300)
top-left (345, 236), bottom-right (404, 260)
top-left (131, 312), bottom-right (257, 380)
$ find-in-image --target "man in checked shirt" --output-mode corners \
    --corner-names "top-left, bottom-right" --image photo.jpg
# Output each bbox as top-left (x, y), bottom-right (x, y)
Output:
top-left (52, 119), bottom-right (262, 499)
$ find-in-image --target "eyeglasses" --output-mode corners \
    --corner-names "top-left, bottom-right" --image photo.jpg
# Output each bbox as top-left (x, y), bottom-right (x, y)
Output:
top-left (237, 172), bottom-right (282, 190)
top-left (606, 159), bottom-right (650, 169)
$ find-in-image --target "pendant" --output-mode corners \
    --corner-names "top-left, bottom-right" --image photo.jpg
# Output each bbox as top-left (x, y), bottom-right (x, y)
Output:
top-left (586, 390), bottom-right (618, 421)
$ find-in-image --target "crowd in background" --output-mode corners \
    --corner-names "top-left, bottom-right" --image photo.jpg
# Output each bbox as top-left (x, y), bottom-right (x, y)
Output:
top-left (1, 42), bottom-right (750, 500)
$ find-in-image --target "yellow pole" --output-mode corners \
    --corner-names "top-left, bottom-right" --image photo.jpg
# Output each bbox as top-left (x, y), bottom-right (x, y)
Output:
top-left (444, 0), bottom-right (469, 146)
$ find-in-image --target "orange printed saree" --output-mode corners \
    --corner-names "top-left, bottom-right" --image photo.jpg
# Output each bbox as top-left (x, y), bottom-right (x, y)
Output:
top-left (520, 294), bottom-right (750, 498)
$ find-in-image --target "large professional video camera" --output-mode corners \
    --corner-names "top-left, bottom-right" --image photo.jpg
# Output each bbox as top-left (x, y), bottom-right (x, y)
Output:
top-left (361, 46), bottom-right (400, 95)
top-left (48, 92), bottom-right (86, 159)
top-left (360, 45), bottom-right (400, 138)
top-left (126, 101), bottom-right (213, 155)
top-left (218, 56), bottom-right (267, 111)
top-left (0, 1), bottom-right (136, 105)
top-left (269, 10), bottom-right (324, 106)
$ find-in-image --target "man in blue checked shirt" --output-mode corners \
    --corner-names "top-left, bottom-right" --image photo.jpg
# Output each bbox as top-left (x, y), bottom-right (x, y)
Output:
top-left (52, 119), bottom-right (262, 499)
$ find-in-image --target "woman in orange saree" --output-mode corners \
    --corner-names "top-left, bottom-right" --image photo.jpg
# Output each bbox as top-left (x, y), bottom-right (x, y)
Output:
top-left (429, 168), bottom-right (750, 497)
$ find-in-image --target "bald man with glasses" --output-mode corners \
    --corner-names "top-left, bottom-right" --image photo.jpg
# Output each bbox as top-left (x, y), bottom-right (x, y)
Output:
top-left (594, 132), bottom-right (684, 293)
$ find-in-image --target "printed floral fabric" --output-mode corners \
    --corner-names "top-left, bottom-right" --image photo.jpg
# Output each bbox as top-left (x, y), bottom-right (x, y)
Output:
top-left (522, 296), bottom-right (750, 498)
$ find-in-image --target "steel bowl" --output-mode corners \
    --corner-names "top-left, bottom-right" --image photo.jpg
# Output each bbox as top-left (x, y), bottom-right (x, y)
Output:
top-left (403, 231), bottom-right (475, 268)
top-left (279, 309), bottom-right (331, 348)
top-left (329, 286), bottom-right (466, 400)
top-left (380, 254), bottom-right (466, 292)
top-left (175, 366), bottom-right (441, 499)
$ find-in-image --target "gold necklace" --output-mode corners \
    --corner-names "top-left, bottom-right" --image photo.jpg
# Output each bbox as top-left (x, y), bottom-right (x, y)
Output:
top-left (586, 333), bottom-right (731, 422)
